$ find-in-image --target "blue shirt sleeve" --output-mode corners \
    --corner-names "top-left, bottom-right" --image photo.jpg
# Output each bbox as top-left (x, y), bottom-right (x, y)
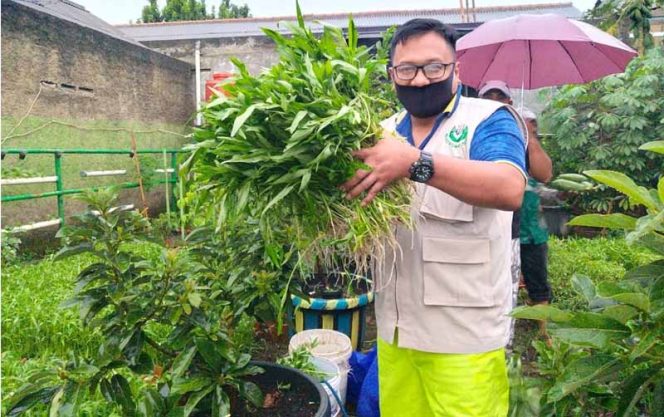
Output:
top-left (469, 108), bottom-right (527, 177)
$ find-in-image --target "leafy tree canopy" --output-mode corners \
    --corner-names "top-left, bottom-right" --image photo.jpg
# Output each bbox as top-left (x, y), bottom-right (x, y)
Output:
top-left (140, 0), bottom-right (251, 23)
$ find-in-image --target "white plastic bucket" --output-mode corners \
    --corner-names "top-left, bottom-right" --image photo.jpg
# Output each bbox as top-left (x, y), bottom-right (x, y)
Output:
top-left (310, 356), bottom-right (342, 417)
top-left (289, 329), bottom-right (353, 410)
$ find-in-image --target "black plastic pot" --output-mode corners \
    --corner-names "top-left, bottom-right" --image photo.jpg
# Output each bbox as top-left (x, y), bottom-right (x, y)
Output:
top-left (250, 361), bottom-right (331, 417)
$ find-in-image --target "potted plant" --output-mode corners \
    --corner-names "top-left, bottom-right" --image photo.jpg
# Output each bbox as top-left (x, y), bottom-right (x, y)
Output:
top-left (6, 189), bottom-right (330, 417)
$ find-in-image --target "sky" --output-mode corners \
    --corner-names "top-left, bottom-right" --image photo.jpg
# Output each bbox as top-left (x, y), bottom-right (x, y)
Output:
top-left (76, 0), bottom-right (598, 25)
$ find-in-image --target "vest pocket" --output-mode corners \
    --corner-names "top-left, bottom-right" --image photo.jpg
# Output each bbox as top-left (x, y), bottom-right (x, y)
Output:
top-left (420, 186), bottom-right (473, 222)
top-left (422, 237), bottom-right (495, 307)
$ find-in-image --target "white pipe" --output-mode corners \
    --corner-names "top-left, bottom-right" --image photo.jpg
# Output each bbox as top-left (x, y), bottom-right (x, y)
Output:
top-left (195, 40), bottom-right (202, 126)
top-left (1, 176), bottom-right (58, 185)
top-left (90, 204), bottom-right (135, 216)
top-left (80, 170), bottom-right (127, 177)
top-left (10, 218), bottom-right (61, 232)
top-left (155, 168), bottom-right (175, 173)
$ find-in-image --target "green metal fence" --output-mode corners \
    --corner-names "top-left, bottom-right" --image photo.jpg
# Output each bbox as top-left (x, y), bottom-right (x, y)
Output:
top-left (1, 148), bottom-right (183, 230)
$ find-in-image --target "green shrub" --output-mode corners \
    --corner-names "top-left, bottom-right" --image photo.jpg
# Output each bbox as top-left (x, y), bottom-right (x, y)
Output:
top-left (548, 236), bottom-right (658, 310)
top-left (540, 48), bottom-right (664, 213)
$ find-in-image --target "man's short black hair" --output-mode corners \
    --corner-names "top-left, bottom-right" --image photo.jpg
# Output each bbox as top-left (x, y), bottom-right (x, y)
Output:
top-left (389, 18), bottom-right (458, 65)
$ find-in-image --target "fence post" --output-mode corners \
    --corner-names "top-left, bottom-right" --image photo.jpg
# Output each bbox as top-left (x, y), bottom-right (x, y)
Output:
top-left (169, 152), bottom-right (178, 210)
top-left (54, 151), bottom-right (65, 226)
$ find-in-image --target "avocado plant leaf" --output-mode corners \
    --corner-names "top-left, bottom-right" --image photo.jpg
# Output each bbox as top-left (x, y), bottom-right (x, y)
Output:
top-left (584, 170), bottom-right (658, 211)
top-left (510, 304), bottom-right (573, 322)
top-left (547, 354), bottom-right (623, 402)
top-left (568, 213), bottom-right (637, 230)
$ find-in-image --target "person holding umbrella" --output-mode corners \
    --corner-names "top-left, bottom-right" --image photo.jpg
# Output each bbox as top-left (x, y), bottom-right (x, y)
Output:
top-left (342, 18), bottom-right (527, 417)
top-left (479, 81), bottom-right (553, 346)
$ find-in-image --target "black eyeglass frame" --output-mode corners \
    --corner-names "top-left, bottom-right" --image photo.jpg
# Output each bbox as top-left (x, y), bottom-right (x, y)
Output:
top-left (389, 62), bottom-right (456, 81)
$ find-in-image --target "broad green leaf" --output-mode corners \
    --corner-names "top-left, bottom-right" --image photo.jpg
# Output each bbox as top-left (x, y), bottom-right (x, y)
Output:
top-left (547, 355), bottom-right (622, 402)
top-left (627, 213), bottom-right (664, 245)
top-left (171, 346), bottom-right (197, 378)
top-left (572, 274), bottom-right (596, 304)
top-left (49, 387), bottom-right (65, 417)
top-left (101, 374), bottom-right (135, 414)
top-left (596, 282), bottom-right (651, 311)
top-left (625, 260), bottom-right (664, 281)
top-left (53, 243), bottom-right (94, 261)
top-left (639, 140), bottom-right (664, 155)
top-left (638, 233), bottom-right (664, 256)
top-left (188, 292), bottom-right (202, 308)
top-left (568, 213), bottom-right (637, 230)
top-left (211, 386), bottom-right (231, 417)
top-left (601, 304), bottom-right (639, 324)
top-left (629, 332), bottom-right (659, 361)
top-left (184, 385), bottom-right (215, 417)
top-left (137, 388), bottom-right (163, 417)
top-left (584, 170), bottom-right (658, 211)
top-left (659, 176), bottom-right (664, 203)
top-left (194, 337), bottom-right (223, 371)
top-left (616, 366), bottom-right (664, 417)
top-left (171, 376), bottom-right (213, 395)
top-left (550, 312), bottom-right (630, 348)
top-left (240, 381), bottom-right (263, 408)
top-left (230, 104), bottom-right (257, 137)
top-left (167, 407), bottom-right (186, 417)
top-left (8, 387), bottom-right (59, 417)
top-left (510, 305), bottom-right (573, 322)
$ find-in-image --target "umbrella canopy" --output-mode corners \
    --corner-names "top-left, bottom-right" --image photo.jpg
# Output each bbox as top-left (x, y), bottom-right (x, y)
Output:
top-left (457, 14), bottom-right (638, 89)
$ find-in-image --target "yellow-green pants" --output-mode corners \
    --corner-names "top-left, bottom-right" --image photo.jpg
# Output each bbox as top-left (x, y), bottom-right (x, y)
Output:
top-left (378, 336), bottom-right (509, 417)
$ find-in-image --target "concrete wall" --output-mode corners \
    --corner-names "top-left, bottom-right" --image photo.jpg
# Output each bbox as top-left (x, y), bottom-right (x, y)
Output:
top-left (1, 1), bottom-right (195, 231)
top-left (1, 1), bottom-right (195, 123)
top-left (140, 36), bottom-right (280, 98)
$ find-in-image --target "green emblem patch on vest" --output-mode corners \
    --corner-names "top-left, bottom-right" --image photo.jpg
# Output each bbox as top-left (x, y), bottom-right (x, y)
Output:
top-left (447, 124), bottom-right (469, 147)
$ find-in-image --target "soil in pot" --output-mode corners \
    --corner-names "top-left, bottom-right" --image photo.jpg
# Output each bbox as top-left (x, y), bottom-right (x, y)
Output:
top-left (304, 270), bottom-right (371, 299)
top-left (227, 363), bottom-right (326, 417)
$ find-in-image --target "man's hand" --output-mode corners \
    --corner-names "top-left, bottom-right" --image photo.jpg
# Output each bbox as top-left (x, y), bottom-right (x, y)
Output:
top-left (341, 137), bottom-right (419, 206)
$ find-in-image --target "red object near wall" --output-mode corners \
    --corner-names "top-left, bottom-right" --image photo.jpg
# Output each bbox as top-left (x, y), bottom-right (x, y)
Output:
top-left (205, 72), bottom-right (233, 101)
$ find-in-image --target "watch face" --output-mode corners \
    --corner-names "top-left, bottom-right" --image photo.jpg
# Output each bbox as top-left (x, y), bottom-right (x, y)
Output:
top-left (415, 164), bottom-right (434, 182)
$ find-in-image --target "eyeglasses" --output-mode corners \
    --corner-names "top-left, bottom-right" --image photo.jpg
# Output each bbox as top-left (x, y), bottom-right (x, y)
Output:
top-left (390, 62), bottom-right (455, 81)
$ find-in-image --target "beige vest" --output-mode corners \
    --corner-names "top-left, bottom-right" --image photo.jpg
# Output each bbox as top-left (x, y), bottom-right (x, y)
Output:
top-left (375, 97), bottom-right (527, 354)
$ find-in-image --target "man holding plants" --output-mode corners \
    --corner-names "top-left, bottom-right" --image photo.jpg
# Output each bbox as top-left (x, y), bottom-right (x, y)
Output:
top-left (342, 19), bottom-right (527, 417)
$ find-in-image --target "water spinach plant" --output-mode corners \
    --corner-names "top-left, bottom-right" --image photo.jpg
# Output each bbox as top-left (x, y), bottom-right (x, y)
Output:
top-left (185, 4), bottom-right (410, 276)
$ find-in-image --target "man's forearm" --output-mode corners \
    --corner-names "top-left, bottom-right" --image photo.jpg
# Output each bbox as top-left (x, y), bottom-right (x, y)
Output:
top-left (527, 138), bottom-right (553, 183)
top-left (427, 155), bottom-right (525, 211)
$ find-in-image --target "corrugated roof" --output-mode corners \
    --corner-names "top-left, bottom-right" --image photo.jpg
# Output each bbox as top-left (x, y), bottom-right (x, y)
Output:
top-left (116, 2), bottom-right (582, 42)
top-left (8, 0), bottom-right (144, 47)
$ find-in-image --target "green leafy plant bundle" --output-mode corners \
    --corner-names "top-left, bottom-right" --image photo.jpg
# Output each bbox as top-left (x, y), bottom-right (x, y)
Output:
top-left (186, 4), bottom-right (410, 273)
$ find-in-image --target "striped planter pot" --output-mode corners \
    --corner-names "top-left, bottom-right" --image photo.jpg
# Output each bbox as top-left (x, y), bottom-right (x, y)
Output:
top-left (290, 292), bottom-right (374, 350)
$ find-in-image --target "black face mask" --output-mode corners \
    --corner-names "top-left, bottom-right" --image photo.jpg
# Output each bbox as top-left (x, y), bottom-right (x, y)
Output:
top-left (395, 75), bottom-right (456, 118)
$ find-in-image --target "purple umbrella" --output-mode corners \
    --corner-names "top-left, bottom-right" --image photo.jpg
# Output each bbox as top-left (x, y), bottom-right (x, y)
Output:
top-left (457, 14), bottom-right (638, 90)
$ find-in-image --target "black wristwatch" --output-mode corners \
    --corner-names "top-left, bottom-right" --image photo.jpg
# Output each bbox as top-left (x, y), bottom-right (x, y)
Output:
top-left (409, 150), bottom-right (434, 183)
